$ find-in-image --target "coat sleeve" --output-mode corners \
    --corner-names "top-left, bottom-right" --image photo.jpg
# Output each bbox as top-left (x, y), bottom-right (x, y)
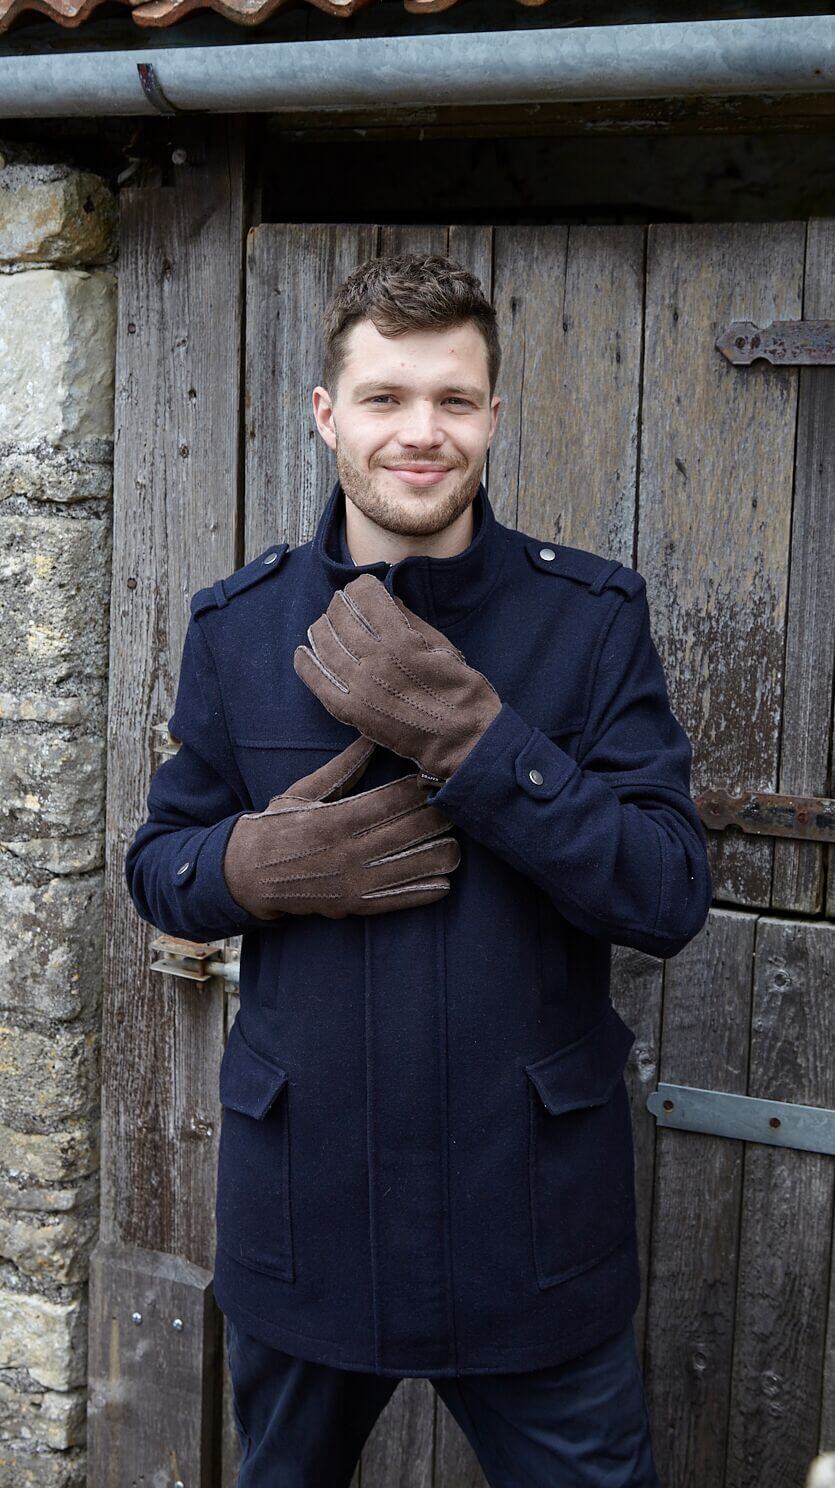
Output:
top-left (124, 613), bottom-right (272, 943)
top-left (425, 584), bottom-right (713, 959)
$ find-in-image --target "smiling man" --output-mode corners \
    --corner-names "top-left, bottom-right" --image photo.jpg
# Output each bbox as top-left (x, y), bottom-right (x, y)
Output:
top-left (125, 253), bottom-right (712, 1487)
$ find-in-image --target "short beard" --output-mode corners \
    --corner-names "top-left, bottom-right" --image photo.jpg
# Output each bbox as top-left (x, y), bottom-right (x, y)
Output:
top-left (334, 437), bottom-right (482, 538)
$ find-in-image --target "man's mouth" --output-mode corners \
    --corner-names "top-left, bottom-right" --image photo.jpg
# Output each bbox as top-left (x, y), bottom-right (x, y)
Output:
top-left (382, 465), bottom-right (453, 488)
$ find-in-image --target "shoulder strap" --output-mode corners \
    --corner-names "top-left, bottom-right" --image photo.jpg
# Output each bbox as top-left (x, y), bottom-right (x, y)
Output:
top-left (524, 539), bottom-right (645, 598)
top-left (190, 542), bottom-right (290, 619)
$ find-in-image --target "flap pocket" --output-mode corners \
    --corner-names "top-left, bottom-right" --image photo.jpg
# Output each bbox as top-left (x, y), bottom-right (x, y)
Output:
top-left (219, 1017), bottom-right (288, 1119)
top-left (524, 1003), bottom-right (636, 1115)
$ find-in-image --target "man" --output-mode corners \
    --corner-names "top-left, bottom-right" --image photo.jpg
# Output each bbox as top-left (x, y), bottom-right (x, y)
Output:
top-left (126, 252), bottom-right (712, 1486)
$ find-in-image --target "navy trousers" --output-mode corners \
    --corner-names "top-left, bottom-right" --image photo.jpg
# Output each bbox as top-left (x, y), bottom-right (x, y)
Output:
top-left (224, 1316), bottom-right (662, 1487)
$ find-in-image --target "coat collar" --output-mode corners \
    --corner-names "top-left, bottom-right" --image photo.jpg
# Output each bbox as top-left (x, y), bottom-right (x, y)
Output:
top-left (312, 477), bottom-right (506, 630)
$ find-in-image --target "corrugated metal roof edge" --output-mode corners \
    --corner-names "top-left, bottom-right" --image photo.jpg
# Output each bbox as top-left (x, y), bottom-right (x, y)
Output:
top-left (0, 0), bottom-right (547, 35)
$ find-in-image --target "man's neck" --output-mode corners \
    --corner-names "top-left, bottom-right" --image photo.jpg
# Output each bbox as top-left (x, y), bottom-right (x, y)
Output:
top-left (343, 492), bottom-right (475, 568)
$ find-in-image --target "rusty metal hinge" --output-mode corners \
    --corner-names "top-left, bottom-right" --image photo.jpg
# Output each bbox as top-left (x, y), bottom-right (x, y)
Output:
top-left (696, 788), bottom-right (835, 844)
top-left (150, 933), bottom-right (240, 986)
top-left (648, 1084), bottom-right (835, 1158)
top-left (716, 319), bottom-right (835, 365)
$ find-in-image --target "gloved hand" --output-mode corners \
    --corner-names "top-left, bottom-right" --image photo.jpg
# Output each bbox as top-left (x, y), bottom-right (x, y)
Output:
top-left (222, 733), bottom-right (461, 920)
top-left (292, 574), bottom-right (502, 782)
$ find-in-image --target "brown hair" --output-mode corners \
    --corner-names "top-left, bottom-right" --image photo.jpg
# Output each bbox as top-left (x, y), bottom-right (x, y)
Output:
top-left (321, 252), bottom-right (501, 399)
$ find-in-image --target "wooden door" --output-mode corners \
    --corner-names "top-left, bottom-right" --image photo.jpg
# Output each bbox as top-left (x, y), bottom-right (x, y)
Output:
top-left (92, 117), bottom-right (835, 1488)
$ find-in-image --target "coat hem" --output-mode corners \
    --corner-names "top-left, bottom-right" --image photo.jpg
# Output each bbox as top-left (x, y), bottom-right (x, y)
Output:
top-left (212, 1244), bottom-right (642, 1379)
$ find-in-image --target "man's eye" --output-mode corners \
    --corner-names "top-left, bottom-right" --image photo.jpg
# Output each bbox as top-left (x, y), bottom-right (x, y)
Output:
top-left (366, 395), bottom-right (472, 407)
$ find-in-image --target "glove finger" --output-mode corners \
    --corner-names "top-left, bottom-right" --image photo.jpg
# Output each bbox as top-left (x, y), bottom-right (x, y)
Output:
top-left (323, 589), bottom-right (385, 660)
top-left (357, 877), bottom-right (453, 914)
top-left (385, 592), bottom-right (467, 661)
top-left (280, 734), bottom-right (376, 803)
top-left (302, 615), bottom-right (355, 688)
top-left (293, 643), bottom-right (360, 730)
top-left (362, 836), bottom-right (462, 889)
top-left (338, 771), bottom-right (455, 836)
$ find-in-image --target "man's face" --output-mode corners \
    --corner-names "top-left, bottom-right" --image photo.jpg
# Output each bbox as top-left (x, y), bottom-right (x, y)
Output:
top-left (312, 317), bottom-right (500, 538)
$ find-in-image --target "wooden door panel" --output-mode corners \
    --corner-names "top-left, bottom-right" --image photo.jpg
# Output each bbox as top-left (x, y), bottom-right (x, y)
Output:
top-left (644, 909), bottom-right (756, 1488)
top-left (97, 116), bottom-right (248, 1487)
top-left (105, 186), bottom-right (834, 1486)
top-left (638, 222), bottom-right (804, 913)
top-left (773, 219), bottom-right (835, 917)
top-left (491, 222), bottom-right (644, 555)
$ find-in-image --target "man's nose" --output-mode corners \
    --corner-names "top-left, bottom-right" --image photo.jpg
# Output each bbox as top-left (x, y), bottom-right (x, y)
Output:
top-left (396, 405), bottom-right (446, 447)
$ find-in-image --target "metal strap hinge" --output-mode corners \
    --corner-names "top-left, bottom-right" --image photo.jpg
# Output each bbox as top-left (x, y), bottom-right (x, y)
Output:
top-left (696, 788), bottom-right (835, 844)
top-left (647, 1083), bottom-right (835, 1157)
top-left (716, 319), bottom-right (835, 365)
top-left (150, 934), bottom-right (240, 986)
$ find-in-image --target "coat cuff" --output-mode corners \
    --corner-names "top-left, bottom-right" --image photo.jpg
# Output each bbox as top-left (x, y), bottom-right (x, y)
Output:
top-left (428, 702), bottom-right (579, 825)
top-left (169, 811), bottom-right (262, 935)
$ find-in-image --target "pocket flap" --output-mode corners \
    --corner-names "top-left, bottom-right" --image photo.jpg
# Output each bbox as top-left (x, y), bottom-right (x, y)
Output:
top-left (524, 1004), bottom-right (636, 1115)
top-left (219, 1017), bottom-right (289, 1119)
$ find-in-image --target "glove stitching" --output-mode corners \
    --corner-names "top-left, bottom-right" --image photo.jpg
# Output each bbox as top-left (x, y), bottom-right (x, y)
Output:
top-left (387, 653), bottom-right (449, 707)
top-left (361, 697), bottom-right (442, 738)
top-left (363, 881), bottom-right (450, 899)
top-left (366, 670), bottom-right (446, 724)
top-left (324, 613), bottom-right (362, 665)
top-left (351, 799), bottom-right (430, 838)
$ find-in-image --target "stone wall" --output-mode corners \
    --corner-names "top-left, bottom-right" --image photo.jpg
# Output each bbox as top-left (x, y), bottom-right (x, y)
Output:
top-left (0, 144), bottom-right (117, 1488)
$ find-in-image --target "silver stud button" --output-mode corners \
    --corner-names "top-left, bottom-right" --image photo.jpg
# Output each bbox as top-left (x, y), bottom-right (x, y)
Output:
top-left (528, 768), bottom-right (544, 785)
top-left (263, 552), bottom-right (278, 565)
top-left (538, 548), bottom-right (555, 561)
top-left (176, 861), bottom-right (190, 875)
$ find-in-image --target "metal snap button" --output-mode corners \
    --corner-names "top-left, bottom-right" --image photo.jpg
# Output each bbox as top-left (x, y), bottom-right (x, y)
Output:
top-left (528, 768), bottom-right (544, 785)
top-left (176, 861), bottom-right (191, 875)
top-left (538, 548), bottom-right (555, 561)
top-left (263, 552), bottom-right (278, 565)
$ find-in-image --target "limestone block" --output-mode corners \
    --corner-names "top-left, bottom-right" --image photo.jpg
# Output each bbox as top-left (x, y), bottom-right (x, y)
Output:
top-left (0, 166), bottom-right (116, 265)
top-left (0, 866), bottom-right (103, 1021)
top-left (0, 1123), bottom-right (99, 1186)
top-left (0, 513), bottom-right (111, 689)
top-left (0, 1026), bottom-right (99, 1127)
top-left (0, 1440), bottom-right (85, 1486)
top-left (0, 1286), bottom-right (86, 1389)
top-left (0, 439), bottom-right (113, 505)
top-left (0, 1203), bottom-right (98, 1285)
top-left (0, 269), bottom-right (116, 444)
top-left (0, 731), bottom-right (104, 837)
top-left (0, 1374), bottom-right (85, 1449)
top-left (0, 834), bottom-right (103, 876)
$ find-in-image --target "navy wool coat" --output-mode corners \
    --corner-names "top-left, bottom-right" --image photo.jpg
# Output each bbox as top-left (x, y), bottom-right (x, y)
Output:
top-left (125, 479), bottom-right (712, 1378)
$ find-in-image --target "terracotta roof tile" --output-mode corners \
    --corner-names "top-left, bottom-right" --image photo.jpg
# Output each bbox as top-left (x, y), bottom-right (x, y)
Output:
top-left (0, 0), bottom-right (548, 33)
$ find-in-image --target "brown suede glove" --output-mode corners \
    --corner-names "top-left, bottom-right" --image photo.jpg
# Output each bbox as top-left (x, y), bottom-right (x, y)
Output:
top-left (292, 574), bottom-right (502, 782)
top-left (222, 734), bottom-right (461, 920)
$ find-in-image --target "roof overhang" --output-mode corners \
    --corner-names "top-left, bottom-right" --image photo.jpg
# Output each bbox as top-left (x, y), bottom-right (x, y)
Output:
top-left (1, 15), bottom-right (834, 118)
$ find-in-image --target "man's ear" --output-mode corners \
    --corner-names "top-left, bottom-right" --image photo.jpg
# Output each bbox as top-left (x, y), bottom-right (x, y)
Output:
top-left (312, 385), bottom-right (337, 451)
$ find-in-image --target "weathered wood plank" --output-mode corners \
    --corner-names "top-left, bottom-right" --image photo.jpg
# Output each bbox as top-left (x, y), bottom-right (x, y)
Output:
top-left (772, 218), bottom-right (835, 915)
top-left (87, 1239), bottom-right (220, 1488)
top-left (490, 223), bottom-right (644, 553)
top-left (102, 115), bottom-right (247, 1481)
top-left (644, 908), bottom-right (755, 1488)
top-left (639, 221), bottom-right (803, 911)
top-left (103, 115), bottom-right (246, 1260)
top-left (725, 918), bottom-right (834, 1488)
top-left (244, 221), bottom-right (379, 558)
top-left (361, 1380), bottom-right (435, 1488)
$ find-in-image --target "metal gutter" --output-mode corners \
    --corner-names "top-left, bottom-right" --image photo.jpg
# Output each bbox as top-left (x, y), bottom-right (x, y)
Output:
top-left (0, 15), bottom-right (833, 118)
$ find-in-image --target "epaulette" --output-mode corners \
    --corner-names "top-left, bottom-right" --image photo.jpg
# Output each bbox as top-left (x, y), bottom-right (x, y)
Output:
top-left (190, 543), bottom-right (290, 619)
top-left (524, 538), bottom-right (645, 598)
